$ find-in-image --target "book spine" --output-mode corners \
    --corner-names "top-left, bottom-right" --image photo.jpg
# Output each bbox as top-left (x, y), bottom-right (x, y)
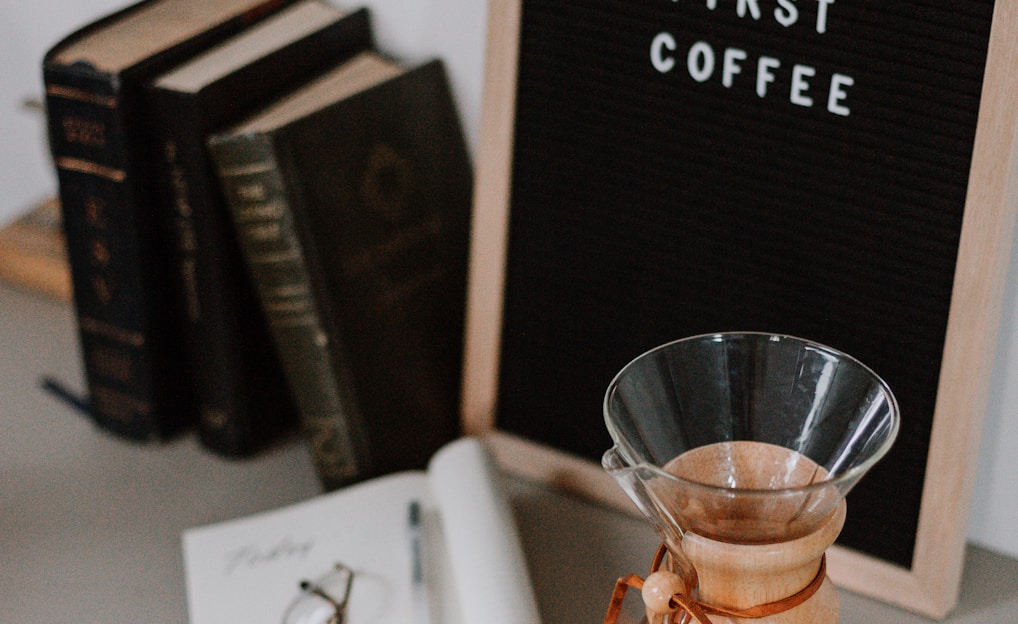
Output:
top-left (148, 91), bottom-right (297, 456)
top-left (44, 68), bottom-right (189, 441)
top-left (142, 8), bottom-right (373, 455)
top-left (41, 0), bottom-right (303, 441)
top-left (208, 133), bottom-right (369, 486)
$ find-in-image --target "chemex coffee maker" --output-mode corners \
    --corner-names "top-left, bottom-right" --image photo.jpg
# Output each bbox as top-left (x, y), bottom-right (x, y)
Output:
top-left (602, 332), bottom-right (899, 624)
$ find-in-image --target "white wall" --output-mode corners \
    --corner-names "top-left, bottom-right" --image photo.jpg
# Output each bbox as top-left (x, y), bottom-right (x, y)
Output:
top-left (1, 0), bottom-right (126, 228)
top-left (2, 0), bottom-right (1016, 560)
top-left (971, 234), bottom-right (1018, 559)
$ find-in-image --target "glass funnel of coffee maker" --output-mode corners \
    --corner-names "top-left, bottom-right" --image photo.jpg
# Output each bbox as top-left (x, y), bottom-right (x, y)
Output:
top-left (601, 332), bottom-right (900, 622)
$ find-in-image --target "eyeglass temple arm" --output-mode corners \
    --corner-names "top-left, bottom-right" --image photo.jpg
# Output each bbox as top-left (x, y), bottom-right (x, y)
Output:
top-left (298, 564), bottom-right (355, 616)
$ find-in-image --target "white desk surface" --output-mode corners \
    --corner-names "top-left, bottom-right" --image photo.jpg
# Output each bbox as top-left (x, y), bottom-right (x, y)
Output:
top-left (2, 282), bottom-right (1016, 623)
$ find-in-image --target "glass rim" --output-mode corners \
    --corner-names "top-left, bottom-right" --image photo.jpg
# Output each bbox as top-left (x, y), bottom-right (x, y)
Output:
top-left (603, 331), bottom-right (901, 496)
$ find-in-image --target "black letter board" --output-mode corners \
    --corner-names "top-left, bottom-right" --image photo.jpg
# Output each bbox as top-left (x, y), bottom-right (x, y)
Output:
top-left (462, 0), bottom-right (1018, 618)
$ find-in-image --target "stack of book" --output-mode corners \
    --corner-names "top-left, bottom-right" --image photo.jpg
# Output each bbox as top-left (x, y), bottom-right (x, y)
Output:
top-left (42, 0), bottom-right (473, 490)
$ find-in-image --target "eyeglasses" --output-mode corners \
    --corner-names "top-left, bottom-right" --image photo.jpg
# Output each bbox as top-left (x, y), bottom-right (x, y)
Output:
top-left (283, 562), bottom-right (356, 624)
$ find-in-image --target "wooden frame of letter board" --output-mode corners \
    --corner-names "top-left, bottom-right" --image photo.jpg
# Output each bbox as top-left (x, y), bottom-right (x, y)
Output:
top-left (461, 0), bottom-right (1018, 619)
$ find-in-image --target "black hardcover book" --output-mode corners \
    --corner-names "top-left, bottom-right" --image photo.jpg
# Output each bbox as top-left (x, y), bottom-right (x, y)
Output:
top-left (208, 53), bottom-right (472, 488)
top-left (43, 0), bottom-right (298, 441)
top-left (144, 1), bottom-right (372, 456)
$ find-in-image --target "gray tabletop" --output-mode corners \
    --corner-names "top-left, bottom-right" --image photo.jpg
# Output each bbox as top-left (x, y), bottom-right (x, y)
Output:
top-left (2, 282), bottom-right (1015, 623)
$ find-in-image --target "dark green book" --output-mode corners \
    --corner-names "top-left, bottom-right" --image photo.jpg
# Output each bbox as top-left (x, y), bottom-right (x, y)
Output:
top-left (43, 0), bottom-right (298, 441)
top-left (144, 0), bottom-right (372, 456)
top-left (207, 53), bottom-right (472, 488)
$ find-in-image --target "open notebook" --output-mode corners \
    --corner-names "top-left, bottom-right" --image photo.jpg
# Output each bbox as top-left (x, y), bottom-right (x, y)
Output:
top-left (182, 437), bottom-right (541, 623)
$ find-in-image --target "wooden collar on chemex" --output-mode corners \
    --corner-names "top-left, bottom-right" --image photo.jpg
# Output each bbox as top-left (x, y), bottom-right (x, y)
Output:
top-left (602, 544), bottom-right (827, 624)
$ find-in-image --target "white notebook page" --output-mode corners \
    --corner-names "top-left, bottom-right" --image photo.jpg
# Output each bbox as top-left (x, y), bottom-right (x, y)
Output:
top-left (182, 437), bottom-right (540, 624)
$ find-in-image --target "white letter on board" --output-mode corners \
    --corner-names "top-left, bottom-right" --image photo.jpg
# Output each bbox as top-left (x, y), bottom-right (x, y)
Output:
top-left (815, 0), bottom-right (835, 33)
top-left (790, 64), bottom-right (815, 107)
top-left (757, 56), bottom-right (780, 97)
top-left (774, 0), bottom-right (799, 27)
top-left (722, 48), bottom-right (748, 88)
top-left (827, 73), bottom-right (853, 116)
top-left (687, 41), bottom-right (716, 83)
top-left (737, 0), bottom-right (762, 19)
top-left (651, 32), bottom-right (677, 73)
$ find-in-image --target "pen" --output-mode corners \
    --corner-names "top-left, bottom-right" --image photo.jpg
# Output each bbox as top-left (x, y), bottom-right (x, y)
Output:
top-left (39, 375), bottom-right (91, 416)
top-left (408, 500), bottom-right (431, 624)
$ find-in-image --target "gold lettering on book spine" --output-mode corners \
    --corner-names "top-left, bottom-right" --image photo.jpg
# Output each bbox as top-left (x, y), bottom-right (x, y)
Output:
top-left (90, 274), bottom-right (113, 305)
top-left (80, 317), bottom-right (144, 347)
top-left (85, 196), bottom-right (108, 227)
top-left (164, 140), bottom-right (201, 321)
top-left (88, 345), bottom-right (135, 384)
top-left (46, 84), bottom-right (117, 108)
top-left (91, 386), bottom-right (152, 425)
top-left (62, 116), bottom-right (106, 148)
top-left (56, 157), bottom-right (126, 183)
top-left (90, 239), bottom-right (111, 266)
top-left (244, 221), bottom-right (282, 241)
